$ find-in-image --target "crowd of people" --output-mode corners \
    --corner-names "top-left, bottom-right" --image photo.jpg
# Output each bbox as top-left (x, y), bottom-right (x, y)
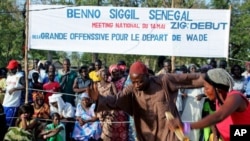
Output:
top-left (0, 57), bottom-right (250, 141)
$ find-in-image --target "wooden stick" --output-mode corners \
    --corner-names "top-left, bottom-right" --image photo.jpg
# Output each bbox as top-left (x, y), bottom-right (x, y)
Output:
top-left (165, 112), bottom-right (190, 141)
top-left (24, 0), bottom-right (30, 104)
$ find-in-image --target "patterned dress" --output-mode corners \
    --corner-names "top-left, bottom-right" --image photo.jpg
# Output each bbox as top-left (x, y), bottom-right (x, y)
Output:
top-left (97, 78), bottom-right (129, 141)
top-left (72, 103), bottom-right (102, 140)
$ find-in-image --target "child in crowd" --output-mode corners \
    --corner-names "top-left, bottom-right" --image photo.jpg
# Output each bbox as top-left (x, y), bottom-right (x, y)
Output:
top-left (48, 94), bottom-right (74, 141)
top-left (40, 112), bottom-right (66, 141)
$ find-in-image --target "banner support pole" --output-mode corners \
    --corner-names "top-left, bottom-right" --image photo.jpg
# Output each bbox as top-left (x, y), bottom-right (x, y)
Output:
top-left (24, 0), bottom-right (30, 104)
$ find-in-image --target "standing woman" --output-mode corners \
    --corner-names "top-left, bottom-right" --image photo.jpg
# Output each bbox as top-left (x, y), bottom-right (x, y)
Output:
top-left (169, 68), bottom-right (250, 141)
top-left (230, 64), bottom-right (246, 93)
top-left (96, 68), bottom-right (118, 140)
top-left (109, 64), bottom-right (129, 141)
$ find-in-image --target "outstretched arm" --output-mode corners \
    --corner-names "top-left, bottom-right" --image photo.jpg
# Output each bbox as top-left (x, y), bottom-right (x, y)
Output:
top-left (191, 94), bottom-right (244, 129)
top-left (165, 73), bottom-right (204, 92)
top-left (89, 83), bottom-right (133, 115)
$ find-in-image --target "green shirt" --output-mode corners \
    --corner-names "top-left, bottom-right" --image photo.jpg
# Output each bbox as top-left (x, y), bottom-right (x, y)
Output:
top-left (46, 123), bottom-right (66, 141)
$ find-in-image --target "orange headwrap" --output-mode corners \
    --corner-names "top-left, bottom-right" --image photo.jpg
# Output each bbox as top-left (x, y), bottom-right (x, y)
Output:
top-left (129, 61), bottom-right (148, 75)
top-left (32, 91), bottom-right (44, 101)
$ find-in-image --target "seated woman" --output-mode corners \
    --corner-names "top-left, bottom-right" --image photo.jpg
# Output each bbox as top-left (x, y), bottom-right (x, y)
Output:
top-left (32, 91), bottom-right (50, 140)
top-left (72, 93), bottom-right (102, 141)
top-left (39, 112), bottom-right (66, 141)
top-left (32, 91), bottom-right (50, 119)
top-left (4, 104), bottom-right (38, 140)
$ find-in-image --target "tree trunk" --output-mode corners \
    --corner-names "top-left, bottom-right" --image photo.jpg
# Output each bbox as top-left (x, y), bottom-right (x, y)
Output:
top-left (92, 53), bottom-right (98, 63)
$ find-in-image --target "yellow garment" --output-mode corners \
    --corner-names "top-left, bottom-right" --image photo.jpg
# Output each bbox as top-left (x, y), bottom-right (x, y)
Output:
top-left (0, 78), bottom-right (6, 104)
top-left (89, 71), bottom-right (101, 82)
top-left (209, 133), bottom-right (223, 141)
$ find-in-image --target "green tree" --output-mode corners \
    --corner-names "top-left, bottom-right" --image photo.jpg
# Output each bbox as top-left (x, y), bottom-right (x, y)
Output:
top-left (0, 1), bottom-right (25, 66)
top-left (70, 52), bottom-right (82, 67)
top-left (229, 1), bottom-right (250, 66)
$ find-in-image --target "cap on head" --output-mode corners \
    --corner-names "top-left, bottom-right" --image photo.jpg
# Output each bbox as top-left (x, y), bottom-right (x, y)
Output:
top-left (204, 68), bottom-right (234, 91)
top-left (6, 60), bottom-right (19, 70)
top-left (129, 61), bottom-right (148, 75)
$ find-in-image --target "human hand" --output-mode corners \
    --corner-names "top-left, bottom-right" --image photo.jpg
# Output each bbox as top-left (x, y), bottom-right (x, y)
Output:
top-left (213, 135), bottom-right (218, 141)
top-left (181, 93), bottom-right (188, 99)
top-left (79, 119), bottom-right (86, 126)
top-left (8, 88), bottom-right (16, 94)
top-left (88, 83), bottom-right (99, 101)
top-left (196, 94), bottom-right (203, 101)
top-left (21, 113), bottom-right (28, 119)
top-left (167, 118), bottom-right (183, 132)
top-left (43, 135), bottom-right (47, 139)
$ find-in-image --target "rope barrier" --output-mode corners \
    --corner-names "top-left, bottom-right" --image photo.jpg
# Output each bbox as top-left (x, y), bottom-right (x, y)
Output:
top-left (4, 116), bottom-right (133, 124)
top-left (29, 88), bottom-right (77, 97)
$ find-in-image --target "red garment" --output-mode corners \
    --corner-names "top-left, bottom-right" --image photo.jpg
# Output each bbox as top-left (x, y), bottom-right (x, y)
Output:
top-left (129, 61), bottom-right (148, 75)
top-left (114, 77), bottom-right (126, 92)
top-left (43, 82), bottom-right (60, 104)
top-left (216, 90), bottom-right (250, 141)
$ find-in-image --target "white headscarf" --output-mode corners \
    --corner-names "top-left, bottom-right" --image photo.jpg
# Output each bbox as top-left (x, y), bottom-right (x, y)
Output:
top-left (49, 94), bottom-right (66, 114)
top-left (80, 93), bottom-right (90, 99)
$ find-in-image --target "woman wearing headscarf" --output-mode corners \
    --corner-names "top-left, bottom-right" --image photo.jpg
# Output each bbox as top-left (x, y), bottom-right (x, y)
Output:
top-left (32, 91), bottom-right (50, 119)
top-left (32, 91), bottom-right (50, 140)
top-left (169, 68), bottom-right (250, 141)
top-left (96, 68), bottom-right (120, 141)
top-left (108, 64), bottom-right (130, 141)
top-left (72, 93), bottom-right (102, 141)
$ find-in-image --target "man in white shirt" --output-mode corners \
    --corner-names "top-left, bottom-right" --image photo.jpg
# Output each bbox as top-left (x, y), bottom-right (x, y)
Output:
top-left (3, 60), bottom-right (25, 127)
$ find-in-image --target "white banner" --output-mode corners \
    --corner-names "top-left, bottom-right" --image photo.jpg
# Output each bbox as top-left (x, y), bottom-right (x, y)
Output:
top-left (29, 5), bottom-right (231, 57)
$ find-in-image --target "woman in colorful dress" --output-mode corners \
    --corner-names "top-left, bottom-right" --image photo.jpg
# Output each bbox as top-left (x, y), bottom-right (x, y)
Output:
top-left (108, 64), bottom-right (129, 141)
top-left (96, 68), bottom-right (118, 140)
top-left (169, 68), bottom-right (250, 141)
top-left (32, 91), bottom-right (50, 119)
top-left (72, 93), bottom-right (102, 141)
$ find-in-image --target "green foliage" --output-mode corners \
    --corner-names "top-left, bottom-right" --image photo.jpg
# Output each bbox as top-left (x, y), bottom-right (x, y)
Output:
top-left (210, 0), bottom-right (229, 9)
top-left (229, 1), bottom-right (250, 66)
top-left (75, 0), bottom-right (99, 6)
top-left (0, 1), bottom-right (25, 67)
